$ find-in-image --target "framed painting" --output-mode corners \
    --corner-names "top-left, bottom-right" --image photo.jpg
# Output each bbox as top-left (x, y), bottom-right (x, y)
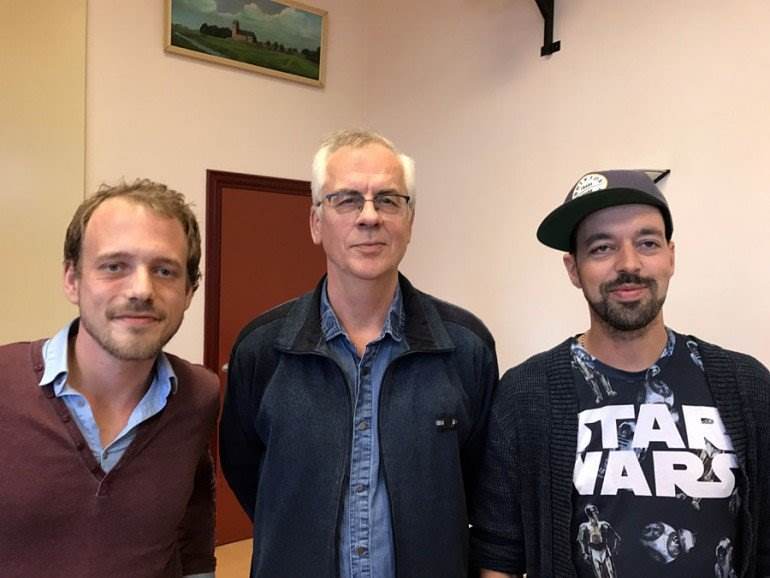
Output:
top-left (165, 0), bottom-right (327, 87)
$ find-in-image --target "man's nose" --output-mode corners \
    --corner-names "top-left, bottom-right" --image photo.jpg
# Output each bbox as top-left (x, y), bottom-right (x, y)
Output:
top-left (355, 198), bottom-right (382, 225)
top-left (127, 267), bottom-right (154, 301)
top-left (616, 242), bottom-right (642, 273)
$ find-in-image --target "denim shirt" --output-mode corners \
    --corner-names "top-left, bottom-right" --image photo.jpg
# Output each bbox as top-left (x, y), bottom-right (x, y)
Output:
top-left (321, 283), bottom-right (407, 578)
top-left (39, 320), bottom-right (176, 473)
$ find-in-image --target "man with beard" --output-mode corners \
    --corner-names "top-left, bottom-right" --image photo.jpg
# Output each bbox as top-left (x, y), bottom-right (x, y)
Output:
top-left (470, 170), bottom-right (770, 577)
top-left (0, 180), bottom-right (219, 578)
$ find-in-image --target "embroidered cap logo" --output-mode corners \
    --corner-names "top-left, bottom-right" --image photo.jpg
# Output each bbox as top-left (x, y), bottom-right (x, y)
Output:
top-left (572, 173), bottom-right (609, 199)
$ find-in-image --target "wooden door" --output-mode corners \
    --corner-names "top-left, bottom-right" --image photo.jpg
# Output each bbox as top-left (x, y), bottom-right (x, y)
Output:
top-left (204, 170), bottom-right (327, 545)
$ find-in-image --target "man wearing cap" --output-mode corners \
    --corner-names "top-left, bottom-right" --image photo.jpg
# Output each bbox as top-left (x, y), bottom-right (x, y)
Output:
top-left (470, 170), bottom-right (770, 577)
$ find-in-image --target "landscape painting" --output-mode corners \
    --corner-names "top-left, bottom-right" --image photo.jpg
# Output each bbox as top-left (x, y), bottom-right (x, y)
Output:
top-left (166, 0), bottom-right (327, 86)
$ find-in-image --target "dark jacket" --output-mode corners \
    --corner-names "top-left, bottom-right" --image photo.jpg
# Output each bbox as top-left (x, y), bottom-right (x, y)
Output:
top-left (220, 274), bottom-right (498, 578)
top-left (469, 336), bottom-right (770, 577)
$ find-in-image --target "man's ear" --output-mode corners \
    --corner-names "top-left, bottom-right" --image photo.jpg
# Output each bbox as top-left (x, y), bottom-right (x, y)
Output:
top-left (63, 261), bottom-right (80, 305)
top-left (184, 284), bottom-right (194, 310)
top-left (563, 253), bottom-right (582, 289)
top-left (309, 206), bottom-right (322, 246)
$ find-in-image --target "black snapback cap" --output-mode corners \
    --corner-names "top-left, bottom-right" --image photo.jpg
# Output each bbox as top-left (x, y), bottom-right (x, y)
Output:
top-left (536, 169), bottom-right (673, 251)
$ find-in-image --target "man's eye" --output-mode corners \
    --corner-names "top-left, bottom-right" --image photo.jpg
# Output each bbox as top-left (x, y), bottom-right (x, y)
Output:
top-left (101, 262), bottom-right (124, 273)
top-left (337, 195), bottom-right (360, 206)
top-left (155, 267), bottom-right (179, 279)
top-left (639, 240), bottom-right (661, 250)
top-left (376, 195), bottom-right (399, 207)
top-left (589, 244), bottom-right (611, 255)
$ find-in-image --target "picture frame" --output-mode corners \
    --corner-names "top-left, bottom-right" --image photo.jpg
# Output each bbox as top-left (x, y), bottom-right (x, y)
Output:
top-left (165, 0), bottom-right (327, 87)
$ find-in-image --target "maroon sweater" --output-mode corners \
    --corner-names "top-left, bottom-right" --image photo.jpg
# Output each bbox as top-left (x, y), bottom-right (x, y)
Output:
top-left (0, 340), bottom-right (219, 577)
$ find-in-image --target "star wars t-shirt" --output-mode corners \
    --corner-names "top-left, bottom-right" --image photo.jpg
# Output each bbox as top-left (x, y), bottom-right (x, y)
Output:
top-left (571, 330), bottom-right (740, 577)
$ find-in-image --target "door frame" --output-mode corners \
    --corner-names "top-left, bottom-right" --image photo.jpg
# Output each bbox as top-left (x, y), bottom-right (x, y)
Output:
top-left (204, 169), bottom-right (312, 375)
top-left (204, 169), bottom-right (314, 544)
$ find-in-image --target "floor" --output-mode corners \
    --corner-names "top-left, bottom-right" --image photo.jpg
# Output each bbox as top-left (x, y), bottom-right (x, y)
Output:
top-left (215, 539), bottom-right (252, 577)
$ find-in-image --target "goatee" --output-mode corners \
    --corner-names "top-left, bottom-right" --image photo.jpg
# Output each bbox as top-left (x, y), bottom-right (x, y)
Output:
top-left (586, 272), bottom-right (666, 332)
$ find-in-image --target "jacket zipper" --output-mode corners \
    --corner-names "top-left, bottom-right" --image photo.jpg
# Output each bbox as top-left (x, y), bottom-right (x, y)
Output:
top-left (377, 348), bottom-right (434, 578)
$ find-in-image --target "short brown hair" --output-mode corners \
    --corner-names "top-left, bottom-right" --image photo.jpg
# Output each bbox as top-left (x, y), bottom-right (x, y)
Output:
top-left (64, 179), bottom-right (202, 290)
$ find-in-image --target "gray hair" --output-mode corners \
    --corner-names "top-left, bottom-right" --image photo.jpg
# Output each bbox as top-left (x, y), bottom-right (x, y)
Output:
top-left (310, 129), bottom-right (416, 207)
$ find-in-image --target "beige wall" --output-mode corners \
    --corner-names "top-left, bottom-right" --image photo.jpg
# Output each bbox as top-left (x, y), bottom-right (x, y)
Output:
top-left (6, 1), bottom-right (768, 370)
top-left (86, 0), bottom-right (368, 360)
top-left (366, 0), bottom-right (770, 369)
top-left (0, 0), bottom-right (86, 343)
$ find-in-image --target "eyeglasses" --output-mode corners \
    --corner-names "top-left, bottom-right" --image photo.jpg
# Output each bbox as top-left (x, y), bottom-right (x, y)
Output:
top-left (317, 191), bottom-right (411, 215)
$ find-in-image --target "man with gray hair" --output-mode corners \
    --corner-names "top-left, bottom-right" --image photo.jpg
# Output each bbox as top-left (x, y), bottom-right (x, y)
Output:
top-left (220, 129), bottom-right (498, 577)
top-left (0, 179), bottom-right (219, 577)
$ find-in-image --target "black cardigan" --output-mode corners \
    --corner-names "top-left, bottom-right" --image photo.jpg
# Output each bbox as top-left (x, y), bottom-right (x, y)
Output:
top-left (470, 335), bottom-right (770, 577)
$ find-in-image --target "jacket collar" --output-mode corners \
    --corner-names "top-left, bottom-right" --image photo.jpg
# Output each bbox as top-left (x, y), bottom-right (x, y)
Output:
top-left (275, 273), bottom-right (454, 354)
top-left (320, 279), bottom-right (405, 344)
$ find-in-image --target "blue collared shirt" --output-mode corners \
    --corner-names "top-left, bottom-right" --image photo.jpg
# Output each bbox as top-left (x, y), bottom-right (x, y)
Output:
top-left (39, 320), bottom-right (177, 473)
top-left (39, 320), bottom-right (213, 578)
top-left (321, 283), bottom-right (407, 578)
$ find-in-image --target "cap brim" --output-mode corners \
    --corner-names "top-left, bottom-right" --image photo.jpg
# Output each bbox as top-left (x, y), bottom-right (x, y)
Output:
top-left (536, 188), bottom-right (670, 251)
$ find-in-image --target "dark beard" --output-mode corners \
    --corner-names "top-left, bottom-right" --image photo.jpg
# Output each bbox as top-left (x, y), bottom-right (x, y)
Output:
top-left (586, 272), bottom-right (666, 332)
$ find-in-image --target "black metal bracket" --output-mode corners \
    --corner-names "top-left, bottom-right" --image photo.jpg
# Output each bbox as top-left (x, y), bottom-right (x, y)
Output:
top-left (534, 0), bottom-right (561, 56)
top-left (645, 169), bottom-right (671, 184)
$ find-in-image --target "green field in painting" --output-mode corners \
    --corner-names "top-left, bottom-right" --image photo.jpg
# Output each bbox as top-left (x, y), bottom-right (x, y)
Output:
top-left (171, 26), bottom-right (319, 80)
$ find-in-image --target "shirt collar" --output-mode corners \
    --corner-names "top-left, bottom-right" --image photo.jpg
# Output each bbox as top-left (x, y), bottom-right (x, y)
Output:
top-left (320, 280), bottom-right (405, 344)
top-left (39, 318), bottom-right (178, 395)
top-left (572, 327), bottom-right (677, 364)
top-left (154, 349), bottom-right (178, 394)
top-left (39, 320), bottom-right (77, 393)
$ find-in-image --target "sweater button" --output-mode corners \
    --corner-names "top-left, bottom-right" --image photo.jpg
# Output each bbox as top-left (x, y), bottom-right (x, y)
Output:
top-left (355, 546), bottom-right (368, 557)
top-left (357, 420), bottom-right (369, 431)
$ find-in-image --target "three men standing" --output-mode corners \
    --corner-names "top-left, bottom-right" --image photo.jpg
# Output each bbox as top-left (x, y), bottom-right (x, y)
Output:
top-left (0, 180), bottom-right (219, 577)
top-left (220, 130), bottom-right (498, 577)
top-left (471, 170), bottom-right (770, 577)
top-left (8, 146), bottom-right (763, 578)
